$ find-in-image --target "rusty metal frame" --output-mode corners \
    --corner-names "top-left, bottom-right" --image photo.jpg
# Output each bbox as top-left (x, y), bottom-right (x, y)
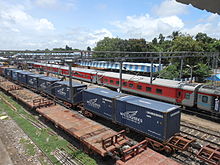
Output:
top-left (0, 78), bottom-right (6, 82)
top-left (121, 139), bottom-right (148, 162)
top-left (6, 85), bottom-right (22, 91)
top-left (197, 145), bottom-right (220, 165)
top-left (167, 135), bottom-right (196, 151)
top-left (33, 98), bottom-right (54, 108)
top-left (102, 130), bottom-right (127, 150)
top-left (145, 138), bottom-right (172, 153)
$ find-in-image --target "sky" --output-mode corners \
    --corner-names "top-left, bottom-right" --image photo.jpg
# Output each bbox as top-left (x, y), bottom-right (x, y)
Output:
top-left (0, 0), bottom-right (220, 50)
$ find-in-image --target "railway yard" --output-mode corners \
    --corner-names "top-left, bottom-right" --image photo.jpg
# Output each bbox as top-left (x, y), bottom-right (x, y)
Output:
top-left (0, 65), bottom-right (219, 165)
top-left (1, 0), bottom-right (220, 164)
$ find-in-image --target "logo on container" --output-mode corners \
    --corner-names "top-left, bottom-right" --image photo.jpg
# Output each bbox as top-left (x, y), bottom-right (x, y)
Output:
top-left (40, 82), bottom-right (46, 88)
top-left (87, 99), bottom-right (100, 109)
top-left (29, 79), bottom-right (34, 85)
top-left (120, 111), bottom-right (143, 124)
top-left (57, 88), bottom-right (66, 96)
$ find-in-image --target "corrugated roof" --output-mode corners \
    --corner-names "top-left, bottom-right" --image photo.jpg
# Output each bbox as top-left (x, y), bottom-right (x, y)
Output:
top-left (118, 95), bottom-right (180, 112)
top-left (176, 0), bottom-right (220, 14)
top-left (39, 76), bottom-right (60, 81)
top-left (85, 88), bottom-right (124, 98)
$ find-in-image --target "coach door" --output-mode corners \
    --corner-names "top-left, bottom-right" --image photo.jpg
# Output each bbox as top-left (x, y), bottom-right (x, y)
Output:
top-left (176, 89), bottom-right (183, 103)
top-left (91, 73), bottom-right (97, 83)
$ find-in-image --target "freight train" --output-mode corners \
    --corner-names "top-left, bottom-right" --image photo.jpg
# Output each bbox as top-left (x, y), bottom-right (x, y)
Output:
top-left (1, 67), bottom-right (219, 165)
top-left (28, 62), bottom-right (220, 117)
top-left (2, 67), bottom-right (180, 143)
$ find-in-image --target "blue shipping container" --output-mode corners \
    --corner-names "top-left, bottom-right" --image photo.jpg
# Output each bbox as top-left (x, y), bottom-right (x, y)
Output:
top-left (115, 95), bottom-right (180, 142)
top-left (38, 76), bottom-right (60, 95)
top-left (83, 88), bottom-right (125, 120)
top-left (17, 71), bottom-right (34, 85)
top-left (12, 70), bottom-right (23, 81)
top-left (26, 74), bottom-right (46, 89)
top-left (4, 68), bottom-right (16, 78)
top-left (54, 81), bottom-right (87, 104)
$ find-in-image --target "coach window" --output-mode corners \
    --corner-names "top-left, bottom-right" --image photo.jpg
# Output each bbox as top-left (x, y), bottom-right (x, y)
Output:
top-left (104, 79), bottom-right (108, 82)
top-left (123, 82), bottom-right (127, 86)
top-left (116, 81), bottom-right (119, 85)
top-left (129, 83), bottom-right (134, 88)
top-left (156, 88), bottom-right (162, 94)
top-left (110, 80), bottom-right (114, 84)
top-left (146, 87), bottom-right (152, 92)
top-left (202, 96), bottom-right (208, 103)
top-left (137, 85), bottom-right (142, 90)
top-left (185, 93), bottom-right (190, 99)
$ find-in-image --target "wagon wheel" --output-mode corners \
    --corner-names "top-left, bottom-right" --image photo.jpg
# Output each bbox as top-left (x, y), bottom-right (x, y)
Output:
top-left (164, 146), bottom-right (173, 155)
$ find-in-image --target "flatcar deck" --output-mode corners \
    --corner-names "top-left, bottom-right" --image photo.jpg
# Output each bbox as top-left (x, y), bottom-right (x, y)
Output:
top-left (116, 148), bottom-right (180, 165)
top-left (37, 105), bottom-right (129, 156)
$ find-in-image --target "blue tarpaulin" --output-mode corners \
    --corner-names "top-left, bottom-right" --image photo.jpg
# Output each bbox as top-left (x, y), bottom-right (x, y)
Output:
top-left (206, 74), bottom-right (220, 81)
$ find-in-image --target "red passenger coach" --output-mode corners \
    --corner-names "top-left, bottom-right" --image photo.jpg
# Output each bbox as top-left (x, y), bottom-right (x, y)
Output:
top-left (29, 62), bottom-right (220, 116)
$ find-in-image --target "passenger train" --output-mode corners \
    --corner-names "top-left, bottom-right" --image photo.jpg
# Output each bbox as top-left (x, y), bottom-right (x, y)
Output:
top-left (29, 62), bottom-right (220, 117)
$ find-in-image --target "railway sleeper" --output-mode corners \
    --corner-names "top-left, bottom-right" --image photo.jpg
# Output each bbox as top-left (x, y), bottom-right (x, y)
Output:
top-left (196, 145), bottom-right (220, 165)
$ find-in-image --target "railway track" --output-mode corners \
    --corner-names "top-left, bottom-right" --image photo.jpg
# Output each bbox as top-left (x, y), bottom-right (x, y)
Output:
top-left (53, 149), bottom-right (83, 165)
top-left (0, 93), bottom-right (55, 165)
top-left (181, 108), bottom-right (220, 123)
top-left (180, 121), bottom-right (220, 148)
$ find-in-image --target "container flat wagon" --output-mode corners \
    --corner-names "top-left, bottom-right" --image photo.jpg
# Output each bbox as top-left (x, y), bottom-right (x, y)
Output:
top-left (83, 88), bottom-right (180, 142)
top-left (0, 75), bottom-right (180, 164)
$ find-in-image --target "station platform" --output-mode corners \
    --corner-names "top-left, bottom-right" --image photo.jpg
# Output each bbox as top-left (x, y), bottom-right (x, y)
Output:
top-left (0, 138), bottom-right (13, 165)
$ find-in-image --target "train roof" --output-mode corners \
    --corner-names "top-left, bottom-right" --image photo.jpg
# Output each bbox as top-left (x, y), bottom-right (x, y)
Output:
top-left (99, 71), bottom-right (183, 88)
top-left (79, 61), bottom-right (162, 72)
top-left (198, 85), bottom-right (220, 95)
top-left (36, 62), bottom-right (102, 74)
top-left (30, 62), bottom-right (202, 90)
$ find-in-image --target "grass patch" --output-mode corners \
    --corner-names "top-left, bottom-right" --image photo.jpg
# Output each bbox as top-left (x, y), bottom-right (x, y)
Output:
top-left (0, 91), bottom-right (97, 165)
top-left (20, 138), bottom-right (36, 156)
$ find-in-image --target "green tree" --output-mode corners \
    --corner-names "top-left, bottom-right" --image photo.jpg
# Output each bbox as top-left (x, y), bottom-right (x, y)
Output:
top-left (194, 63), bottom-right (212, 81)
top-left (152, 38), bottom-right (158, 45)
top-left (167, 31), bottom-right (181, 40)
top-left (170, 35), bottom-right (204, 52)
top-left (87, 46), bottom-right (91, 51)
top-left (157, 64), bottom-right (180, 80)
top-left (158, 34), bottom-right (165, 44)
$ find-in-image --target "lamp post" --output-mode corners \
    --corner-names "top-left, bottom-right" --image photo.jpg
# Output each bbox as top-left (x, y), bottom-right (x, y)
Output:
top-left (186, 64), bottom-right (196, 83)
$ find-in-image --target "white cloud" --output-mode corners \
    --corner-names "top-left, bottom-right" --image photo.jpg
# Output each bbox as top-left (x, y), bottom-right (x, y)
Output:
top-left (36, 18), bottom-right (55, 31)
top-left (182, 14), bottom-right (220, 38)
top-left (153, 0), bottom-right (187, 16)
top-left (0, 2), bottom-right (55, 32)
top-left (112, 14), bottom-right (184, 40)
top-left (0, 0), bottom-right (220, 51)
top-left (87, 29), bottom-right (113, 45)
